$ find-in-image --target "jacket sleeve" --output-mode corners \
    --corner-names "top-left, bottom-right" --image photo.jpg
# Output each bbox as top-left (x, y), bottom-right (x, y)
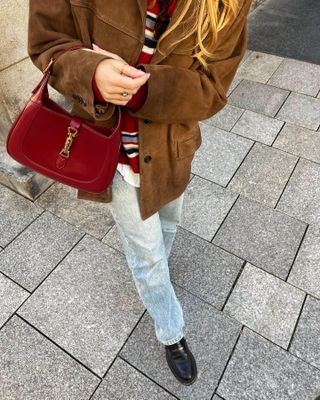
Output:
top-left (128, 0), bottom-right (252, 123)
top-left (28, 0), bottom-right (115, 121)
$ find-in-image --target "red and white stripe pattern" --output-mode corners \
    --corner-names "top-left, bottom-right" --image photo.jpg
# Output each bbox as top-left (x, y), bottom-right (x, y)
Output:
top-left (118, 0), bottom-right (177, 184)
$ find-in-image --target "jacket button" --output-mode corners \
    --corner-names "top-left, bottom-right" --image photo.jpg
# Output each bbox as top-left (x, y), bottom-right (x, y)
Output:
top-left (144, 155), bottom-right (152, 163)
top-left (143, 119), bottom-right (152, 124)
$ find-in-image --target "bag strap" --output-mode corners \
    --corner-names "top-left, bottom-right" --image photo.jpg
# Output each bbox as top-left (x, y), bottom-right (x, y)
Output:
top-left (31, 43), bottom-right (121, 128)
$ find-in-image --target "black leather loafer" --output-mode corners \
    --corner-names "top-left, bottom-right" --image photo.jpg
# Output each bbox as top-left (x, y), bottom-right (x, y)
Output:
top-left (165, 337), bottom-right (197, 385)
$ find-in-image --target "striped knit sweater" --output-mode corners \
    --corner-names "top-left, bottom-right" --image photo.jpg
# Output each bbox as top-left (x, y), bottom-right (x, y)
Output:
top-left (93, 0), bottom-right (177, 188)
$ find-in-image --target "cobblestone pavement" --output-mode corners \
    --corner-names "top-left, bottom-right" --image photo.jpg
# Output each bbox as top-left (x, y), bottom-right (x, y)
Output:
top-left (1, 51), bottom-right (320, 400)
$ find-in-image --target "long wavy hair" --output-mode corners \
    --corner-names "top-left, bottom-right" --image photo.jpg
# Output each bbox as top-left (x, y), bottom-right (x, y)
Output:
top-left (151, 0), bottom-right (240, 70)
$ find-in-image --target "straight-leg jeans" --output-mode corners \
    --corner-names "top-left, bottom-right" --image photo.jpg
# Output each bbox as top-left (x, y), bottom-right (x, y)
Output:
top-left (106, 170), bottom-right (185, 345)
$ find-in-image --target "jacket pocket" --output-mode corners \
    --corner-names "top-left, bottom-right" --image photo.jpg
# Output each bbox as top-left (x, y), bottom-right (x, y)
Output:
top-left (177, 131), bottom-right (202, 159)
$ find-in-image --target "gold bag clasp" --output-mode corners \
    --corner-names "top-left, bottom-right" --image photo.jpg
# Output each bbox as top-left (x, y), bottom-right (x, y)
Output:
top-left (59, 126), bottom-right (78, 158)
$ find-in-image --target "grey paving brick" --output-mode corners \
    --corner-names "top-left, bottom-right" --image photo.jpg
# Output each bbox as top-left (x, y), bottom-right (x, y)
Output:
top-left (0, 212), bottom-right (83, 291)
top-left (235, 51), bottom-right (283, 83)
top-left (1, 58), bottom-right (71, 123)
top-left (101, 224), bottom-right (123, 254)
top-left (273, 123), bottom-right (320, 163)
top-left (0, 184), bottom-right (42, 247)
top-left (18, 235), bottom-right (145, 377)
top-left (120, 285), bottom-right (241, 400)
top-left (0, 273), bottom-right (29, 328)
top-left (92, 358), bottom-right (175, 400)
top-left (35, 182), bottom-right (114, 240)
top-left (192, 125), bottom-right (253, 186)
top-left (212, 396), bottom-right (224, 400)
top-left (231, 109), bottom-right (285, 145)
top-left (217, 328), bottom-right (320, 400)
top-left (1, 58), bottom-right (42, 122)
top-left (277, 159), bottom-right (320, 232)
top-left (290, 296), bottom-right (320, 369)
top-left (276, 92), bottom-right (320, 130)
top-left (0, 0), bottom-right (28, 70)
top-left (228, 79), bottom-right (289, 117)
top-left (169, 227), bottom-right (243, 309)
top-left (227, 77), bottom-right (241, 96)
top-left (201, 104), bottom-right (244, 131)
top-left (224, 263), bottom-right (304, 348)
top-left (288, 229), bottom-right (320, 299)
top-left (228, 142), bottom-right (297, 207)
top-left (213, 196), bottom-right (307, 279)
top-left (0, 316), bottom-right (99, 400)
top-left (180, 176), bottom-right (238, 241)
top-left (268, 58), bottom-right (320, 97)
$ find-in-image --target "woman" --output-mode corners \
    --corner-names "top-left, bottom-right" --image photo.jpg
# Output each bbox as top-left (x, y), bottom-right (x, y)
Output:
top-left (28, 0), bottom-right (251, 385)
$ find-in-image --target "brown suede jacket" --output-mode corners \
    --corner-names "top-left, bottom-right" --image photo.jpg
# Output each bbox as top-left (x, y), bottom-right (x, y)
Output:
top-left (28, 0), bottom-right (252, 220)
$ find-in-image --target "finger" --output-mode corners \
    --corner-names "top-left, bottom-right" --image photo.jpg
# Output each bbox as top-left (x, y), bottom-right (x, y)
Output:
top-left (105, 93), bottom-right (133, 102)
top-left (92, 44), bottom-right (125, 61)
top-left (105, 98), bottom-right (132, 106)
top-left (121, 64), bottom-right (147, 78)
top-left (106, 86), bottom-right (135, 95)
top-left (114, 73), bottom-right (150, 91)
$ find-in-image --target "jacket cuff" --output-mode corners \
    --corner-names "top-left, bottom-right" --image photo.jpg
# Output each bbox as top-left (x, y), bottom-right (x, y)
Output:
top-left (49, 50), bottom-right (115, 121)
top-left (126, 82), bottom-right (148, 111)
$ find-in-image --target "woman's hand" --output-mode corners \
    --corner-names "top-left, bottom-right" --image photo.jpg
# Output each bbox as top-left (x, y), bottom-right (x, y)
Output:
top-left (92, 44), bottom-right (150, 106)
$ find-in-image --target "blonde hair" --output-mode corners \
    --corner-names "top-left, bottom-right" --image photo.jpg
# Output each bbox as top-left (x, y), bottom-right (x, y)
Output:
top-left (152, 0), bottom-right (240, 70)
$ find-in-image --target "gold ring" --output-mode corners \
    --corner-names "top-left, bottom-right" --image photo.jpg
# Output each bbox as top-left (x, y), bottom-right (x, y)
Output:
top-left (121, 91), bottom-right (129, 97)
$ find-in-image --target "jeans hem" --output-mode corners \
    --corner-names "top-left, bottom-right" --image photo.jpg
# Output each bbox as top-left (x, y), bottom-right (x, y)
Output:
top-left (160, 331), bottom-right (184, 346)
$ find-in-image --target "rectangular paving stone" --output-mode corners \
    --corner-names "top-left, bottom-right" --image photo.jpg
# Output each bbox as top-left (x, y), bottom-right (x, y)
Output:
top-left (231, 109), bottom-right (285, 145)
top-left (273, 123), bottom-right (320, 163)
top-left (227, 77), bottom-right (241, 96)
top-left (0, 316), bottom-right (99, 400)
top-left (276, 92), bottom-right (320, 130)
top-left (228, 79), bottom-right (289, 117)
top-left (288, 229), bottom-right (320, 299)
top-left (228, 142), bottom-right (297, 207)
top-left (289, 296), bottom-right (320, 369)
top-left (276, 159), bottom-right (320, 232)
top-left (0, 101), bottom-right (12, 144)
top-left (0, 0), bottom-right (28, 70)
top-left (35, 182), bottom-right (114, 240)
top-left (18, 235), bottom-right (145, 377)
top-left (224, 263), bottom-right (304, 348)
top-left (180, 176), bottom-right (238, 241)
top-left (0, 147), bottom-right (53, 200)
top-left (1, 58), bottom-right (42, 122)
top-left (201, 104), bottom-right (244, 131)
top-left (0, 184), bottom-right (43, 247)
top-left (213, 196), bottom-right (307, 279)
top-left (217, 328), bottom-right (320, 400)
top-left (169, 227), bottom-right (243, 309)
top-left (101, 224), bottom-right (123, 254)
top-left (0, 272), bottom-right (29, 328)
top-left (120, 285), bottom-right (241, 400)
top-left (235, 51), bottom-right (283, 84)
top-left (192, 124), bottom-right (253, 186)
top-left (268, 58), bottom-right (320, 97)
top-left (0, 211), bottom-right (83, 291)
top-left (92, 358), bottom-right (175, 400)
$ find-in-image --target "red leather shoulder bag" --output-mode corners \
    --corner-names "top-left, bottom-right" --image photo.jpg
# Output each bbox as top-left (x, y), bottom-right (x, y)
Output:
top-left (6, 45), bottom-right (121, 193)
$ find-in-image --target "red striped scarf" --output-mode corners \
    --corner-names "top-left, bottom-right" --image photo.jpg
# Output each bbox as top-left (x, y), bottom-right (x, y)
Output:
top-left (118, 0), bottom-right (177, 172)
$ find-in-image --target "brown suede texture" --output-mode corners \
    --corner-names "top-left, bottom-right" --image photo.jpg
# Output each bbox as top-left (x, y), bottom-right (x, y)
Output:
top-left (28, 0), bottom-right (252, 220)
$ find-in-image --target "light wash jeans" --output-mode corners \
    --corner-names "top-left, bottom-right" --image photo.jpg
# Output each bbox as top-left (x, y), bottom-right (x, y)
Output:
top-left (106, 170), bottom-right (185, 345)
